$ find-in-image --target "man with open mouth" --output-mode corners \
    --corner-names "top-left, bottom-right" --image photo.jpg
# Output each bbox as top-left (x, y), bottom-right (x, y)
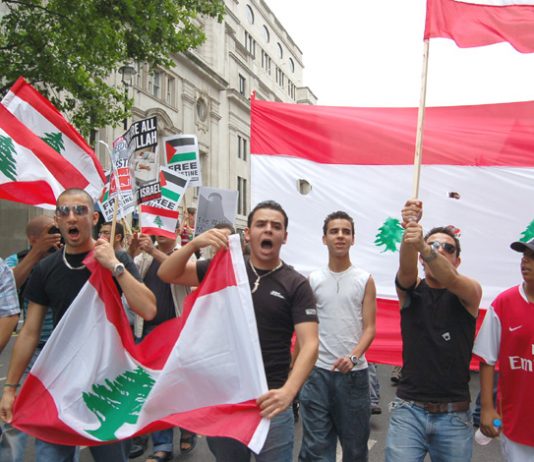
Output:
top-left (0, 188), bottom-right (156, 462)
top-left (158, 200), bottom-right (319, 462)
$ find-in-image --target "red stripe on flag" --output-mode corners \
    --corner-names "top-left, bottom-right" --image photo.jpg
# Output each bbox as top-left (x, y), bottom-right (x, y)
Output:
top-left (0, 105), bottom-right (88, 189)
top-left (8, 77), bottom-right (105, 182)
top-left (250, 96), bottom-right (534, 167)
top-left (0, 181), bottom-right (57, 206)
top-left (140, 227), bottom-right (177, 239)
top-left (425, 0), bottom-right (534, 54)
top-left (140, 204), bottom-right (180, 219)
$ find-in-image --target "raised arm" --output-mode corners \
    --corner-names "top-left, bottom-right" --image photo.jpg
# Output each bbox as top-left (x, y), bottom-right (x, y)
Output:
top-left (158, 228), bottom-right (230, 287)
top-left (94, 239), bottom-right (156, 321)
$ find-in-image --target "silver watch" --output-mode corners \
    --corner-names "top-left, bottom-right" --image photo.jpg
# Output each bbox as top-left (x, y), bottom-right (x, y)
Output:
top-left (112, 262), bottom-right (125, 278)
top-left (349, 355), bottom-right (359, 366)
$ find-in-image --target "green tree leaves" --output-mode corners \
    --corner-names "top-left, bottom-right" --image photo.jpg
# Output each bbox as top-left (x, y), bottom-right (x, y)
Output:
top-left (519, 220), bottom-right (534, 243)
top-left (0, 135), bottom-right (17, 181)
top-left (0, 0), bottom-right (225, 134)
top-left (83, 366), bottom-right (155, 441)
top-left (41, 132), bottom-right (64, 154)
top-left (375, 217), bottom-right (404, 252)
top-left (154, 215), bottom-right (164, 228)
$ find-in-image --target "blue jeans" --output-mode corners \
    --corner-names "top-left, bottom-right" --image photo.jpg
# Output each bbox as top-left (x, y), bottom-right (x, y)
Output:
top-left (299, 367), bottom-right (370, 462)
top-left (207, 406), bottom-right (294, 462)
top-left (152, 428), bottom-right (173, 453)
top-left (0, 423), bottom-right (27, 462)
top-left (368, 363), bottom-right (380, 406)
top-left (35, 440), bottom-right (127, 462)
top-left (385, 397), bottom-right (473, 462)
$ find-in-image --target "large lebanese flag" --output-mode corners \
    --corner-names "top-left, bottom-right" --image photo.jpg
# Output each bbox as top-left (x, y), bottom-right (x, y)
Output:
top-left (2, 77), bottom-right (105, 199)
top-left (0, 105), bottom-right (89, 208)
top-left (425, 0), bottom-right (534, 53)
top-left (13, 235), bottom-right (269, 453)
top-left (251, 96), bottom-right (534, 365)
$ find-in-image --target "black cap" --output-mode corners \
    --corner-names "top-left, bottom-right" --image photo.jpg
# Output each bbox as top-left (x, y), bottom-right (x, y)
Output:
top-left (510, 237), bottom-right (534, 253)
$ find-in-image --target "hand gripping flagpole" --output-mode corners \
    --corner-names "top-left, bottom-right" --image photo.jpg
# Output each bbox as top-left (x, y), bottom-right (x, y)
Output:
top-left (412, 39), bottom-right (430, 199)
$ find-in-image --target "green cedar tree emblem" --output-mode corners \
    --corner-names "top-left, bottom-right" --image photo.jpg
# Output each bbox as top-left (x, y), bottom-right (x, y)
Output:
top-left (154, 216), bottom-right (164, 228)
top-left (0, 135), bottom-right (17, 181)
top-left (83, 366), bottom-right (155, 441)
top-left (374, 217), bottom-right (404, 252)
top-left (41, 132), bottom-right (65, 154)
top-left (519, 220), bottom-right (534, 242)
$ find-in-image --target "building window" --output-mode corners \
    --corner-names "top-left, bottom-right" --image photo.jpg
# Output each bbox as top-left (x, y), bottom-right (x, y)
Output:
top-left (239, 74), bottom-right (246, 96)
top-left (262, 25), bottom-right (270, 43)
top-left (135, 63), bottom-right (144, 89)
top-left (245, 31), bottom-right (256, 58)
top-left (148, 70), bottom-right (161, 98)
top-left (289, 57), bottom-right (295, 73)
top-left (237, 134), bottom-right (248, 161)
top-left (245, 4), bottom-right (254, 24)
top-left (277, 42), bottom-right (283, 59)
top-left (261, 50), bottom-right (271, 74)
top-left (276, 67), bottom-right (284, 87)
top-left (288, 81), bottom-right (296, 100)
top-left (166, 76), bottom-right (175, 105)
top-left (237, 176), bottom-right (248, 215)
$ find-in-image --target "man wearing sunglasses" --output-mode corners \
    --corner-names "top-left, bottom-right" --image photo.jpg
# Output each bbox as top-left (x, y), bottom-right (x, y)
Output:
top-left (385, 199), bottom-right (482, 462)
top-left (0, 188), bottom-right (156, 462)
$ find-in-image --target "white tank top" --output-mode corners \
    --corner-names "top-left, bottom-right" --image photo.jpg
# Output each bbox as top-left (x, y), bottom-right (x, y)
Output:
top-left (309, 265), bottom-right (370, 371)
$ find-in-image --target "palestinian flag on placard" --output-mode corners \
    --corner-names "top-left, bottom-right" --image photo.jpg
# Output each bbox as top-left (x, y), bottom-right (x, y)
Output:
top-left (12, 236), bottom-right (270, 453)
top-left (0, 104), bottom-right (89, 208)
top-left (250, 96), bottom-right (534, 366)
top-left (2, 76), bottom-right (105, 199)
top-left (164, 135), bottom-right (197, 164)
top-left (140, 204), bottom-right (179, 238)
top-left (149, 167), bottom-right (189, 211)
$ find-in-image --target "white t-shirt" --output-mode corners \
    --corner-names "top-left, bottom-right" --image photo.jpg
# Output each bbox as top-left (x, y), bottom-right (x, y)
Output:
top-left (309, 265), bottom-right (370, 371)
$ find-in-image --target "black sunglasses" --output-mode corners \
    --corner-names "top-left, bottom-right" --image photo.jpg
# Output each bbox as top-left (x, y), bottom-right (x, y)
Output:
top-left (55, 204), bottom-right (90, 218)
top-left (428, 241), bottom-right (456, 255)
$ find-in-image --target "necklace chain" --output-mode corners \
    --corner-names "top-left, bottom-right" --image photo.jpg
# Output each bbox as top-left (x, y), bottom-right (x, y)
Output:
top-left (249, 260), bottom-right (283, 293)
top-left (62, 247), bottom-right (86, 271)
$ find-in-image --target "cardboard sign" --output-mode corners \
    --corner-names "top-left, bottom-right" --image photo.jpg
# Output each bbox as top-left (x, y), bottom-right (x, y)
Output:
top-left (195, 186), bottom-right (238, 236)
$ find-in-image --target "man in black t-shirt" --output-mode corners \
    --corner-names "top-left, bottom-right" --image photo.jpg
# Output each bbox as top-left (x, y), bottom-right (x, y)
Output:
top-left (0, 188), bottom-right (156, 462)
top-left (159, 200), bottom-right (319, 462)
top-left (385, 199), bottom-right (482, 462)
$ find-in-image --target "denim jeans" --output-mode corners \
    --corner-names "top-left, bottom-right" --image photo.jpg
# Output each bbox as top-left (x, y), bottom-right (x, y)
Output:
top-left (0, 423), bottom-right (27, 462)
top-left (152, 428), bottom-right (173, 453)
top-left (207, 406), bottom-right (294, 462)
top-left (385, 397), bottom-right (473, 462)
top-left (368, 363), bottom-right (380, 406)
top-left (299, 367), bottom-right (370, 462)
top-left (35, 440), bottom-right (127, 462)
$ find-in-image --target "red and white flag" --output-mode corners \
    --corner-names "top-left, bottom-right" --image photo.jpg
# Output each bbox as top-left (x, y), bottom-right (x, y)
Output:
top-left (12, 235), bottom-right (269, 452)
top-left (425, 0), bottom-right (534, 53)
top-left (0, 105), bottom-right (89, 208)
top-left (2, 77), bottom-right (106, 199)
top-left (140, 204), bottom-right (179, 239)
top-left (251, 96), bottom-right (534, 366)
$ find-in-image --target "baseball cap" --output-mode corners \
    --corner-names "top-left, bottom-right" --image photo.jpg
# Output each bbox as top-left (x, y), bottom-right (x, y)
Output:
top-left (510, 237), bottom-right (534, 253)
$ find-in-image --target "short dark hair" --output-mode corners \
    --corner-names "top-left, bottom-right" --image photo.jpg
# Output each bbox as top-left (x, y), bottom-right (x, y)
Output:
top-left (247, 200), bottom-right (288, 229)
top-left (424, 226), bottom-right (461, 257)
top-left (214, 222), bottom-right (235, 234)
top-left (323, 211), bottom-right (355, 236)
top-left (102, 222), bottom-right (124, 243)
top-left (57, 188), bottom-right (94, 212)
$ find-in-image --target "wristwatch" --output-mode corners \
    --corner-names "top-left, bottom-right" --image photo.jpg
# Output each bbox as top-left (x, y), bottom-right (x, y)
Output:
top-left (112, 262), bottom-right (125, 278)
top-left (349, 355), bottom-right (359, 367)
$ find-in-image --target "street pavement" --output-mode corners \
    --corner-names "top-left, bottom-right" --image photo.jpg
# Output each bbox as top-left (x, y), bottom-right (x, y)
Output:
top-left (0, 334), bottom-right (504, 461)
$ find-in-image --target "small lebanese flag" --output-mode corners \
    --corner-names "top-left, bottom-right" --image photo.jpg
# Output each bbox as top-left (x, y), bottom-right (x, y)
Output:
top-left (2, 77), bottom-right (106, 199)
top-left (425, 0), bottom-right (534, 53)
top-left (0, 105), bottom-right (89, 208)
top-left (12, 235), bottom-right (270, 453)
top-left (140, 204), bottom-right (179, 238)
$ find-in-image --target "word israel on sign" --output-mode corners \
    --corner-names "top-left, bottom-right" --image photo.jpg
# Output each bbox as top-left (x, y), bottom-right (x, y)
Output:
top-left (148, 167), bottom-right (189, 211)
top-left (163, 134), bottom-right (201, 187)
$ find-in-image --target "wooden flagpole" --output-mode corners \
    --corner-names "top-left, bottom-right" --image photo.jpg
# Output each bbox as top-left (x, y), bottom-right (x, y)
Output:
top-left (412, 39), bottom-right (430, 199)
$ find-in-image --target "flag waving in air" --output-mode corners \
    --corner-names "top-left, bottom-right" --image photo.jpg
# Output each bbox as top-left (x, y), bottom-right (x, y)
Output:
top-left (12, 235), bottom-right (270, 453)
top-left (140, 204), bottom-right (179, 238)
top-left (0, 105), bottom-right (89, 208)
top-left (2, 77), bottom-right (105, 199)
top-left (425, 0), bottom-right (534, 53)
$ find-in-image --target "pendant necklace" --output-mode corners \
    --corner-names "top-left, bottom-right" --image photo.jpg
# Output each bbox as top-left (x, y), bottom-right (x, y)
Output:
top-left (62, 247), bottom-right (86, 271)
top-left (249, 260), bottom-right (283, 293)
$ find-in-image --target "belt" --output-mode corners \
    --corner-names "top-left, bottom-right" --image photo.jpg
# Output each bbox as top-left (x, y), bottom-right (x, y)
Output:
top-left (413, 400), bottom-right (470, 414)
